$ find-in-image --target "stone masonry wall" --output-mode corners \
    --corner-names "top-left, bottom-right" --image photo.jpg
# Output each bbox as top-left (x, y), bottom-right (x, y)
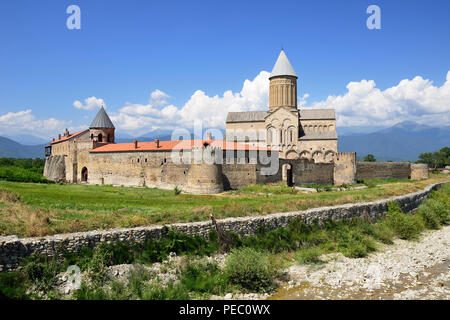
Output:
top-left (411, 164), bottom-right (429, 180)
top-left (281, 159), bottom-right (334, 185)
top-left (1, 182), bottom-right (445, 271)
top-left (43, 155), bottom-right (66, 182)
top-left (356, 162), bottom-right (411, 180)
top-left (333, 152), bottom-right (356, 186)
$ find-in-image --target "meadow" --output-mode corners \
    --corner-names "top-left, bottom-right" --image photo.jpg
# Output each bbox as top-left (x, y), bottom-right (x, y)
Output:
top-left (0, 173), bottom-right (448, 237)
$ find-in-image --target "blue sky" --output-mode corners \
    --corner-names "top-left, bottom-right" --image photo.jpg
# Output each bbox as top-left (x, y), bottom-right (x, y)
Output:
top-left (0, 0), bottom-right (449, 139)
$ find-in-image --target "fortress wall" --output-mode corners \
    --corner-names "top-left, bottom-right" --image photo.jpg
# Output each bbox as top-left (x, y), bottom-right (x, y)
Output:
top-left (281, 159), bottom-right (334, 185)
top-left (222, 163), bottom-right (259, 189)
top-left (89, 151), bottom-right (190, 189)
top-left (356, 162), bottom-right (411, 180)
top-left (411, 164), bottom-right (429, 180)
top-left (1, 181), bottom-right (445, 272)
top-left (43, 155), bottom-right (66, 182)
top-left (333, 152), bottom-right (357, 186)
top-left (88, 149), bottom-right (279, 191)
top-left (222, 150), bottom-right (281, 189)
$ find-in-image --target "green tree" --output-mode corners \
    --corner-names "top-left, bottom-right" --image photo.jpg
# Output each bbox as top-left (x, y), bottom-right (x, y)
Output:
top-left (417, 147), bottom-right (450, 168)
top-left (363, 154), bottom-right (376, 162)
top-left (417, 152), bottom-right (435, 167)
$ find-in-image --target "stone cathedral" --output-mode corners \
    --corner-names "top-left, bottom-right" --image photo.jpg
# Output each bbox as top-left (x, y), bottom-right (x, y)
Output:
top-left (226, 50), bottom-right (338, 162)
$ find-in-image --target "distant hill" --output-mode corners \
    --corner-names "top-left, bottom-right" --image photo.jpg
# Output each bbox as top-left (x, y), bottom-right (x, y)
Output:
top-left (339, 121), bottom-right (450, 161)
top-left (0, 136), bottom-right (46, 159)
top-left (3, 134), bottom-right (48, 145)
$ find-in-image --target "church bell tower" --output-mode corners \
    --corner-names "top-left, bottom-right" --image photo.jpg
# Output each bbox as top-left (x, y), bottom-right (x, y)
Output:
top-left (89, 106), bottom-right (115, 143)
top-left (269, 50), bottom-right (298, 111)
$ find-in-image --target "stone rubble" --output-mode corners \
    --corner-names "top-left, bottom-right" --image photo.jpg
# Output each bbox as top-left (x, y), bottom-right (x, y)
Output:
top-left (271, 225), bottom-right (449, 300)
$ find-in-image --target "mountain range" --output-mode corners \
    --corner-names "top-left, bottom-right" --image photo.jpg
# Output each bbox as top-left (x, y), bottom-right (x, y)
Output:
top-left (0, 121), bottom-right (448, 161)
top-left (0, 137), bottom-right (46, 159)
top-left (338, 121), bottom-right (450, 161)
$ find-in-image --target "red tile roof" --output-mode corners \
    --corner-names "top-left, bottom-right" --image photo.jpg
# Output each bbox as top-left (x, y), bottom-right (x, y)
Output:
top-left (90, 139), bottom-right (270, 153)
top-left (50, 129), bottom-right (89, 145)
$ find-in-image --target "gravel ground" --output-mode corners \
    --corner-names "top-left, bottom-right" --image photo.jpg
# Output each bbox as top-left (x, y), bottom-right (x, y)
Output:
top-left (269, 225), bottom-right (450, 300)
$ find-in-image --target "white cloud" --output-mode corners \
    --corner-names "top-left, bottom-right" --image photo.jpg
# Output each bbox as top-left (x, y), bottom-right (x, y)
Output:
top-left (309, 71), bottom-right (450, 127)
top-left (0, 109), bottom-right (80, 140)
top-left (73, 96), bottom-right (105, 110)
top-left (150, 89), bottom-right (170, 106)
top-left (110, 71), bottom-right (270, 135)
top-left (30, 70), bottom-right (449, 138)
top-left (110, 70), bottom-right (450, 136)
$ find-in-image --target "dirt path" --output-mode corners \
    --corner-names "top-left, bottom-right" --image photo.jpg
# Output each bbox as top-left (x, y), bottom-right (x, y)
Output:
top-left (269, 225), bottom-right (450, 300)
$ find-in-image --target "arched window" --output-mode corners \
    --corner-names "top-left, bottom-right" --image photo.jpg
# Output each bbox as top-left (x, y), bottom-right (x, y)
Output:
top-left (98, 133), bottom-right (103, 142)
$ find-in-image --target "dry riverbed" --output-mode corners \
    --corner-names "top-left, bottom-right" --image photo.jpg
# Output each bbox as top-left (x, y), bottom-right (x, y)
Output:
top-left (269, 225), bottom-right (450, 300)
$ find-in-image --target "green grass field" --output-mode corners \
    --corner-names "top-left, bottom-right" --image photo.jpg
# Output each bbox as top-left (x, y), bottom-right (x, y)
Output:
top-left (0, 174), bottom-right (448, 237)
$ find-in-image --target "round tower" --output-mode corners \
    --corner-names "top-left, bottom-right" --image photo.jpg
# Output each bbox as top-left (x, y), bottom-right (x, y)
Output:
top-left (269, 50), bottom-right (298, 111)
top-left (185, 145), bottom-right (224, 194)
top-left (89, 106), bottom-right (115, 143)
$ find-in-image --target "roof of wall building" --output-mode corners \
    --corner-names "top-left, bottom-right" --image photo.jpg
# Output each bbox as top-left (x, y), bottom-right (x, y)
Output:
top-left (299, 109), bottom-right (335, 120)
top-left (90, 107), bottom-right (115, 129)
top-left (226, 111), bottom-right (268, 123)
top-left (270, 50), bottom-right (298, 78)
top-left (50, 129), bottom-right (89, 145)
top-left (90, 139), bottom-right (271, 153)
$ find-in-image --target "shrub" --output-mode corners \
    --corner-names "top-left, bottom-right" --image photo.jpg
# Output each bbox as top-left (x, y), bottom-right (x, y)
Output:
top-left (295, 247), bottom-right (323, 264)
top-left (22, 255), bottom-right (62, 292)
top-left (0, 166), bottom-right (54, 184)
top-left (418, 203), bottom-right (441, 229)
top-left (179, 260), bottom-right (228, 295)
top-left (425, 198), bottom-right (449, 225)
top-left (384, 202), bottom-right (424, 240)
top-left (174, 186), bottom-right (181, 195)
top-left (0, 271), bottom-right (29, 299)
top-left (373, 222), bottom-right (395, 244)
top-left (225, 247), bottom-right (276, 292)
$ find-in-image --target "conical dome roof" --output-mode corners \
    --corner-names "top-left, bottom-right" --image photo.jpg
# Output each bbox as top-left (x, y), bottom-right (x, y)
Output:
top-left (270, 50), bottom-right (298, 78)
top-left (90, 107), bottom-right (115, 129)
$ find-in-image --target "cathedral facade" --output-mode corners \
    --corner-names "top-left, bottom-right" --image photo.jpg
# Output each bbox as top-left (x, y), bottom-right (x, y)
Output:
top-left (226, 50), bottom-right (338, 162)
